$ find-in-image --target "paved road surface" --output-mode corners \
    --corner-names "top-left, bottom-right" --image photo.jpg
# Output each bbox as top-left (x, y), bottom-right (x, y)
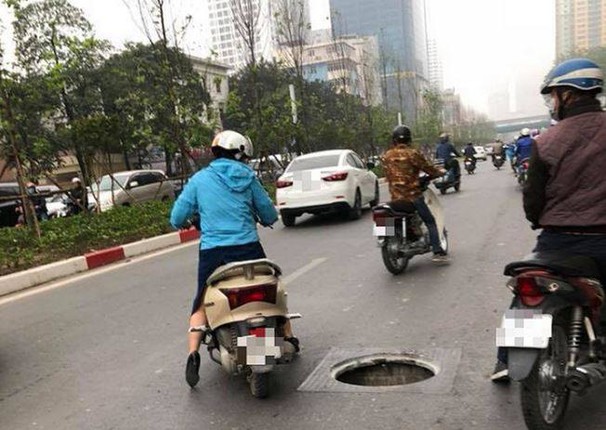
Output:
top-left (1, 161), bottom-right (605, 430)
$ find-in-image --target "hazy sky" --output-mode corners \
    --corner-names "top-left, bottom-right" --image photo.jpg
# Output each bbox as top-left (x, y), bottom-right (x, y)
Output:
top-left (1, 0), bottom-right (555, 120)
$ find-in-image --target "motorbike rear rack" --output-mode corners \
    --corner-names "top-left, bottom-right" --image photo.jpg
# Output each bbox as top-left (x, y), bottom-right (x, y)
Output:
top-left (207, 258), bottom-right (283, 285)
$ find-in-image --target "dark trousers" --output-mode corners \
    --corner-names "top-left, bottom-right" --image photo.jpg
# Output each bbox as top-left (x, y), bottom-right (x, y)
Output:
top-left (192, 241), bottom-right (266, 314)
top-left (498, 231), bottom-right (606, 364)
top-left (411, 197), bottom-right (443, 254)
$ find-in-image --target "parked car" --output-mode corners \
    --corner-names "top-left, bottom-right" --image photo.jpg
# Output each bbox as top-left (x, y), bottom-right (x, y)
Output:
top-left (473, 146), bottom-right (487, 161)
top-left (275, 149), bottom-right (379, 227)
top-left (0, 182), bottom-right (21, 228)
top-left (89, 170), bottom-right (175, 212)
top-left (46, 193), bottom-right (70, 218)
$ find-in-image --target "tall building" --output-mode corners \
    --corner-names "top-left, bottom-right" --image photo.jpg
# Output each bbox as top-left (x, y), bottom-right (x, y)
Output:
top-left (329, 0), bottom-right (429, 121)
top-left (285, 35), bottom-right (382, 105)
top-left (207, 0), bottom-right (277, 71)
top-left (556, 0), bottom-right (606, 58)
top-left (427, 39), bottom-right (443, 91)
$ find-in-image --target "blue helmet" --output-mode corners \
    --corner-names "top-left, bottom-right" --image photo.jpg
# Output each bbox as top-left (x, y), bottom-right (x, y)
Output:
top-left (541, 58), bottom-right (603, 94)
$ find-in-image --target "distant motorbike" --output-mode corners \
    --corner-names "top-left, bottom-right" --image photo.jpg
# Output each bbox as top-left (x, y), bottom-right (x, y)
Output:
top-left (492, 154), bottom-right (505, 170)
top-left (201, 259), bottom-right (301, 398)
top-left (434, 159), bottom-right (461, 194)
top-left (372, 176), bottom-right (448, 274)
top-left (517, 158), bottom-right (530, 185)
top-left (496, 252), bottom-right (605, 429)
top-left (464, 157), bottom-right (476, 175)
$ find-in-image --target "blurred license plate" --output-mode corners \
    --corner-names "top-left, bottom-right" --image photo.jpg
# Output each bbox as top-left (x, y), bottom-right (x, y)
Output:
top-left (496, 310), bottom-right (552, 349)
top-left (237, 328), bottom-right (281, 365)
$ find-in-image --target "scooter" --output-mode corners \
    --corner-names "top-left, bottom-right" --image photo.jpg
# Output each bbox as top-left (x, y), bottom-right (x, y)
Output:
top-left (492, 154), bottom-right (505, 170)
top-left (496, 252), bottom-right (605, 429)
top-left (372, 176), bottom-right (449, 274)
top-left (202, 259), bottom-right (301, 398)
top-left (517, 158), bottom-right (530, 185)
top-left (464, 157), bottom-right (476, 174)
top-left (433, 159), bottom-right (461, 194)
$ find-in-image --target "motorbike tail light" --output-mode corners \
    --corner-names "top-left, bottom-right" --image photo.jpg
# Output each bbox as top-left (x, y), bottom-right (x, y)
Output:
top-left (516, 276), bottom-right (546, 307)
top-left (522, 161), bottom-right (529, 169)
top-left (249, 327), bottom-right (266, 337)
top-left (322, 172), bottom-right (348, 181)
top-left (221, 283), bottom-right (277, 310)
top-left (276, 179), bottom-right (293, 189)
top-left (372, 210), bottom-right (389, 223)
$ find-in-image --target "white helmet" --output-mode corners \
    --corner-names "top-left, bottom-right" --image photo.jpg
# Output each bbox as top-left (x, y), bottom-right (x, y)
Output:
top-left (520, 128), bottom-right (530, 136)
top-left (71, 177), bottom-right (81, 184)
top-left (211, 130), bottom-right (253, 160)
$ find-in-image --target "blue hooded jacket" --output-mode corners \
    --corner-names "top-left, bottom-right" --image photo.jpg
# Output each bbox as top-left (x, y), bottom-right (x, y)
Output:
top-left (515, 136), bottom-right (533, 161)
top-left (170, 158), bottom-right (278, 250)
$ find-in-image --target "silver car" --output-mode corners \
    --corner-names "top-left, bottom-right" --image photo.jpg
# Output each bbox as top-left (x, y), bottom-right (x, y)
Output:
top-left (89, 170), bottom-right (175, 212)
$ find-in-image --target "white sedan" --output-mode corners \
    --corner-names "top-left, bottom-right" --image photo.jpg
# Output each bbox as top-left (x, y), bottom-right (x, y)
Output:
top-left (275, 149), bottom-right (379, 227)
top-left (473, 146), bottom-right (487, 161)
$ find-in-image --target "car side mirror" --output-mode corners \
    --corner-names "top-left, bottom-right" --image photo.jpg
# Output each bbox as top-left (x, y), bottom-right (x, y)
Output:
top-left (366, 162), bottom-right (375, 170)
top-left (128, 181), bottom-right (139, 189)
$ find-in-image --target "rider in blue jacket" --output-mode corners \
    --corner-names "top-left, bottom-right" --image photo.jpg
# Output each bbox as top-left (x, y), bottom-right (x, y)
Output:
top-left (515, 128), bottom-right (533, 164)
top-left (170, 130), bottom-right (298, 388)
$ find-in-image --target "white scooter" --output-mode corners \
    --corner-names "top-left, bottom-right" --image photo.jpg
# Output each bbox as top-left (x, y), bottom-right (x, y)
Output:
top-left (202, 259), bottom-right (301, 398)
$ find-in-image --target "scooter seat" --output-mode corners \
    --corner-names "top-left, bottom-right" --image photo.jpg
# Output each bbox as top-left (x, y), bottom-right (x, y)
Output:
top-left (504, 252), bottom-right (601, 279)
top-left (207, 258), bottom-right (282, 285)
top-left (374, 201), bottom-right (416, 216)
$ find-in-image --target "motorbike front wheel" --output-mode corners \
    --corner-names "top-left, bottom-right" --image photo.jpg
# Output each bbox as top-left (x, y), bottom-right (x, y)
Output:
top-left (520, 323), bottom-right (570, 430)
top-left (381, 238), bottom-right (409, 275)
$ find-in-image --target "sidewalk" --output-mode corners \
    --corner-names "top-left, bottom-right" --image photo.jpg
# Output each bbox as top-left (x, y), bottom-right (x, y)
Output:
top-left (0, 228), bottom-right (200, 297)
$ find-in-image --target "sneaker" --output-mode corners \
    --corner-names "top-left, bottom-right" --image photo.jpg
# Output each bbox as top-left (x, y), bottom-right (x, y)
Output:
top-left (432, 252), bottom-right (450, 264)
top-left (490, 361), bottom-right (510, 383)
top-left (284, 336), bottom-right (300, 353)
top-left (185, 351), bottom-right (201, 388)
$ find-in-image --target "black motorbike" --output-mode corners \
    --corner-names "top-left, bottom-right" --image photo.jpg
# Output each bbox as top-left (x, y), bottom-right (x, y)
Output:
top-left (433, 158), bottom-right (461, 194)
top-left (464, 156), bottom-right (476, 174)
top-left (492, 154), bottom-right (505, 170)
top-left (517, 158), bottom-right (530, 185)
top-left (372, 176), bottom-right (448, 275)
top-left (497, 252), bottom-right (605, 429)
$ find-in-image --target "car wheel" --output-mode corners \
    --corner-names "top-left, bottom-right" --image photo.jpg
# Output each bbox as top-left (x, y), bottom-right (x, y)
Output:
top-left (369, 182), bottom-right (380, 207)
top-left (281, 212), bottom-right (296, 227)
top-left (348, 189), bottom-right (362, 220)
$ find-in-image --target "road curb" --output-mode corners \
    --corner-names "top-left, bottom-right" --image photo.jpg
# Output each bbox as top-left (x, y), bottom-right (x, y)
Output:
top-left (0, 228), bottom-right (200, 297)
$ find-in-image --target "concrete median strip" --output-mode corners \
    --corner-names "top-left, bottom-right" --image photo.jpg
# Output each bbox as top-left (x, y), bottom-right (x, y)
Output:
top-left (0, 228), bottom-right (200, 297)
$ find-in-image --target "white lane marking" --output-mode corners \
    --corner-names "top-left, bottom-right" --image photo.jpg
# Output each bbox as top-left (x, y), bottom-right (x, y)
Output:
top-left (0, 241), bottom-right (199, 307)
top-left (282, 258), bottom-right (327, 285)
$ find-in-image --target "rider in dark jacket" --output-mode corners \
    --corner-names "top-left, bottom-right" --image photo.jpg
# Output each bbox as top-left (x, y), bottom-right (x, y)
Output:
top-left (435, 133), bottom-right (461, 180)
top-left (491, 58), bottom-right (606, 383)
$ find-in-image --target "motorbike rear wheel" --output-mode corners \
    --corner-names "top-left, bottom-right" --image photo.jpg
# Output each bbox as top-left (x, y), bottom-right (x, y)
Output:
top-left (249, 371), bottom-right (270, 398)
top-left (520, 323), bottom-right (570, 430)
top-left (381, 238), bottom-right (409, 275)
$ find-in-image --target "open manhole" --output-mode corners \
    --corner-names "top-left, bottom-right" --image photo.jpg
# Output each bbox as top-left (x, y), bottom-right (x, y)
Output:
top-left (331, 354), bottom-right (437, 387)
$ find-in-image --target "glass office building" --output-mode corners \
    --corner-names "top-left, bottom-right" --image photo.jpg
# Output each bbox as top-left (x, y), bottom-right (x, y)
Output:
top-left (329, 0), bottom-right (429, 121)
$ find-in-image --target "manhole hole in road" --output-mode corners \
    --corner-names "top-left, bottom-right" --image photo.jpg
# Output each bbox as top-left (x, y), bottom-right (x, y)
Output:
top-left (333, 354), bottom-right (436, 387)
top-left (298, 347), bottom-right (461, 393)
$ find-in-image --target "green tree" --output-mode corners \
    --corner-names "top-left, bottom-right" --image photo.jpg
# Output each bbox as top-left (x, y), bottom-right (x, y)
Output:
top-left (11, 0), bottom-right (110, 184)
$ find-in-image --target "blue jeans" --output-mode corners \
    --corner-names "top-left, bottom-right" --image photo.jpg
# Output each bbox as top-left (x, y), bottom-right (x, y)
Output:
top-left (497, 231), bottom-right (606, 364)
top-left (413, 197), bottom-right (444, 254)
top-left (192, 241), bottom-right (266, 314)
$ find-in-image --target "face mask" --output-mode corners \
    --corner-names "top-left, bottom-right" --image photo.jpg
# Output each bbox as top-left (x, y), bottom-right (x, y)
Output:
top-left (543, 94), bottom-right (556, 118)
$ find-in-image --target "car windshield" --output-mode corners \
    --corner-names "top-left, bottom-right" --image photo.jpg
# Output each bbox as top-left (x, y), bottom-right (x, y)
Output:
top-left (287, 155), bottom-right (341, 172)
top-left (96, 174), bottom-right (129, 192)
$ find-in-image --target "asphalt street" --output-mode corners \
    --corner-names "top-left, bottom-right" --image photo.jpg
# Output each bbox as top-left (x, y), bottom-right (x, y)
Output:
top-left (2, 161), bottom-right (605, 430)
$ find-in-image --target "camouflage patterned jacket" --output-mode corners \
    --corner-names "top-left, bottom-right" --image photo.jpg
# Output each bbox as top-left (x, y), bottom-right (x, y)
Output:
top-left (382, 144), bottom-right (443, 202)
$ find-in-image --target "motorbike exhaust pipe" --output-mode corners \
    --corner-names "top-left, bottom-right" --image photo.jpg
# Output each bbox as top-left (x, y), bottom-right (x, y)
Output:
top-left (567, 363), bottom-right (606, 395)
